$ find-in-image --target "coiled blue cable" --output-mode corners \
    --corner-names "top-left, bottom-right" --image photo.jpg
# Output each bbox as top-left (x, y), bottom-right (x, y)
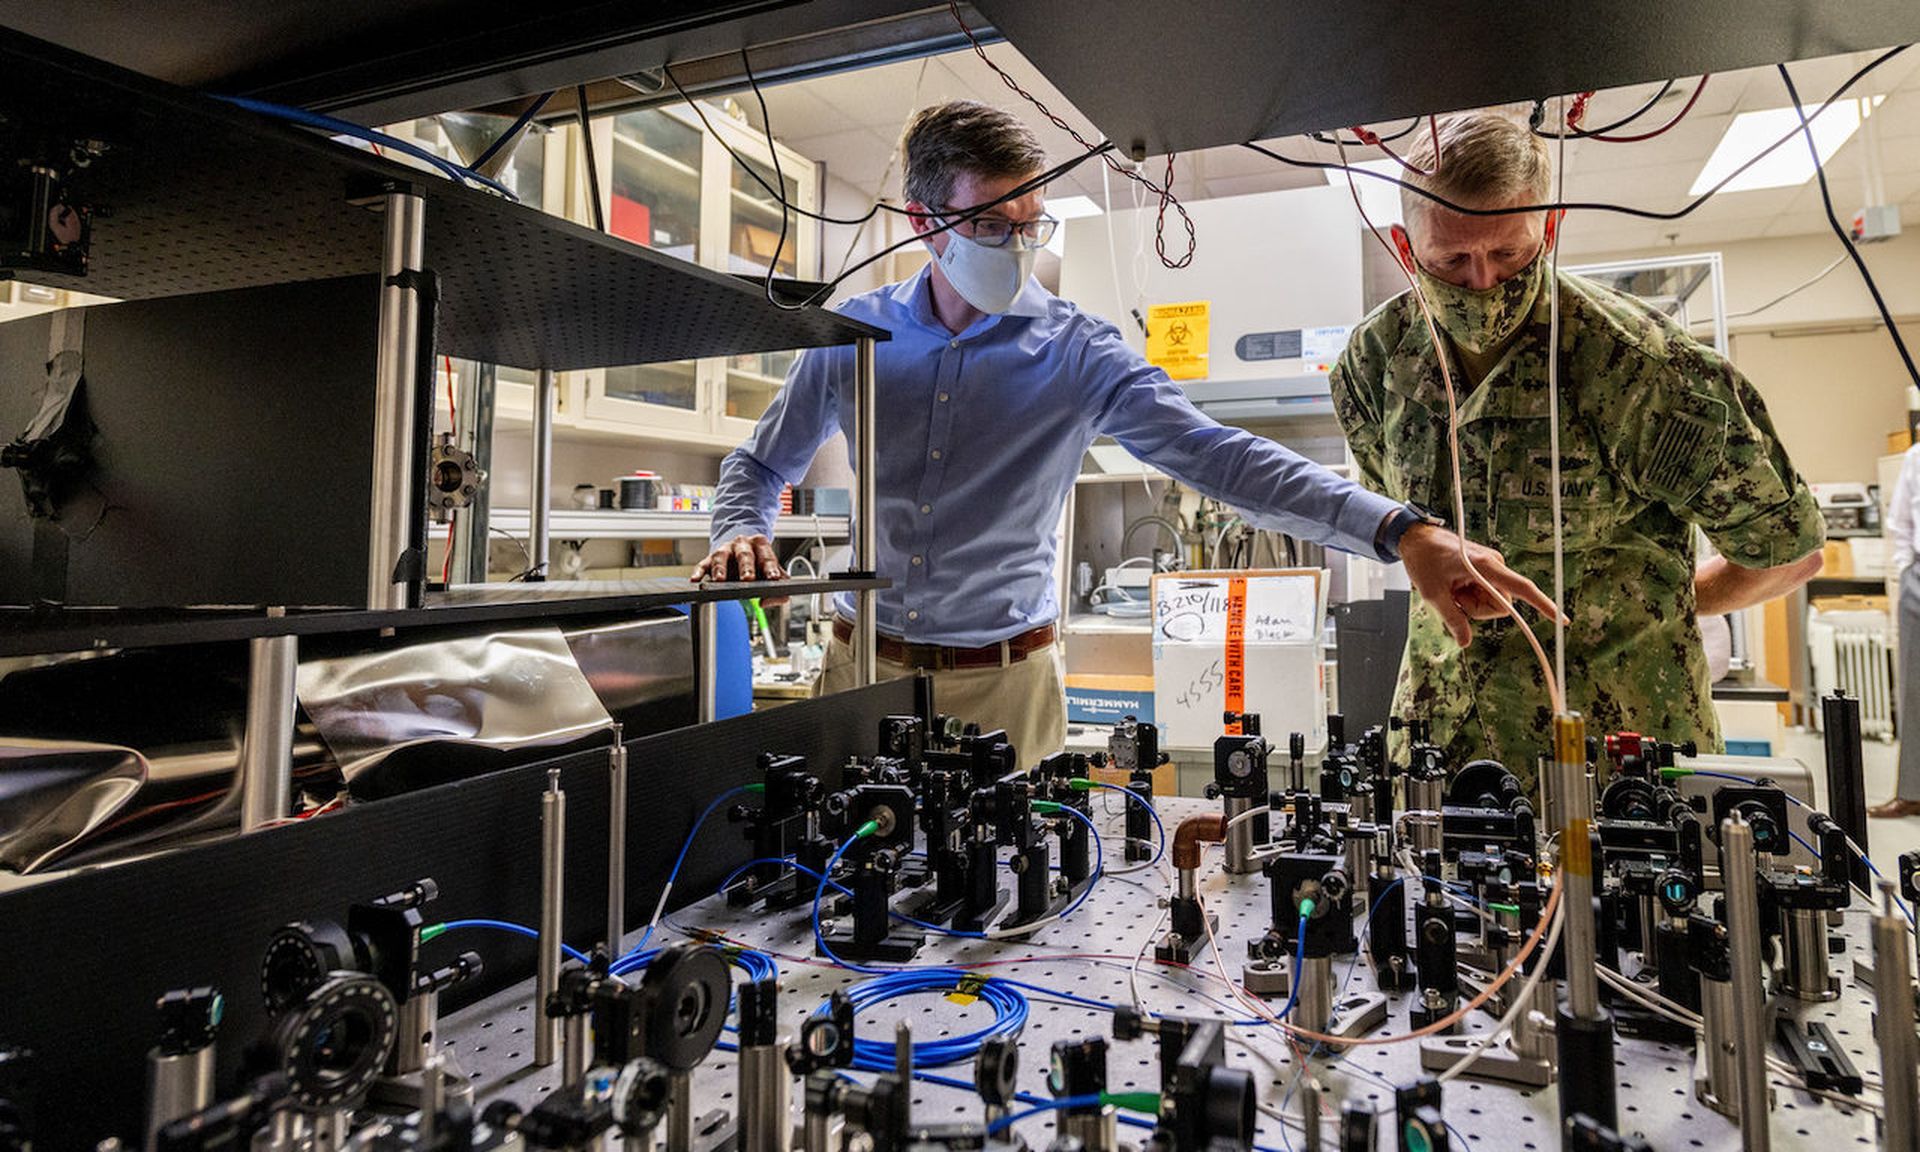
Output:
top-left (817, 967), bottom-right (1030, 1071)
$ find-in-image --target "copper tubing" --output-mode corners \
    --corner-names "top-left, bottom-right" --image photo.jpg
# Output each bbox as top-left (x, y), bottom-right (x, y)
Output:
top-left (1171, 813), bottom-right (1227, 871)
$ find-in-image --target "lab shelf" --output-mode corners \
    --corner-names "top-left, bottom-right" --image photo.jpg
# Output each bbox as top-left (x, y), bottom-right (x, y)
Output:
top-left (491, 508), bottom-right (849, 542)
top-left (0, 27), bottom-right (886, 371)
top-left (0, 576), bottom-right (884, 658)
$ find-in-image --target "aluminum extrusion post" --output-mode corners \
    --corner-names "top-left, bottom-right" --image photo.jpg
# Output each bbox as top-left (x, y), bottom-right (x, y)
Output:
top-left (368, 188), bottom-right (426, 609)
top-left (1822, 691), bottom-right (1871, 892)
top-left (1300, 1078), bottom-right (1323, 1152)
top-left (239, 632), bottom-right (298, 832)
top-left (535, 768), bottom-right (565, 1067)
top-left (853, 337), bottom-right (877, 688)
top-left (529, 368), bottom-right (555, 582)
top-left (1722, 816), bottom-right (1771, 1152)
top-left (696, 601), bottom-right (720, 723)
top-left (608, 723), bottom-right (628, 948)
top-left (1553, 713), bottom-right (1617, 1132)
top-left (1874, 883), bottom-right (1920, 1152)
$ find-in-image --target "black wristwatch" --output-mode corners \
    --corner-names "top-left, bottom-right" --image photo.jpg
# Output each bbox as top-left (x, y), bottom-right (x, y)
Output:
top-left (1376, 500), bottom-right (1446, 562)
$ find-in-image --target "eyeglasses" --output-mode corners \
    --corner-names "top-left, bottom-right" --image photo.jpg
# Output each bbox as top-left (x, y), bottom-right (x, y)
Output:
top-left (935, 205), bottom-right (1059, 251)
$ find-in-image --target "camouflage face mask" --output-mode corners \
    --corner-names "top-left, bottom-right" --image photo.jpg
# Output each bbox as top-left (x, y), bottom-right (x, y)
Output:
top-left (1413, 245), bottom-right (1547, 355)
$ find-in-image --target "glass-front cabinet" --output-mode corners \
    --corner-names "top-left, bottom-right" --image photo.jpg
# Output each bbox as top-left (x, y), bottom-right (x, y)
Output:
top-left (581, 102), bottom-right (819, 442)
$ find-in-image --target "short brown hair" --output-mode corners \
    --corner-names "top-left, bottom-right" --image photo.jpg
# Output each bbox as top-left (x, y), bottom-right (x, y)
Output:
top-left (901, 101), bottom-right (1047, 210)
top-left (1399, 112), bottom-right (1552, 224)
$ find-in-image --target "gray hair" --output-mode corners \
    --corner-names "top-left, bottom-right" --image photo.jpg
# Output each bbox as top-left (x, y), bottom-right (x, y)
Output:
top-left (901, 100), bottom-right (1048, 210)
top-left (1399, 112), bottom-right (1552, 224)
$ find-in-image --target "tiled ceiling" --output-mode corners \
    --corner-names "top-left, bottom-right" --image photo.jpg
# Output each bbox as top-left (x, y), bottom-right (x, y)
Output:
top-left (728, 39), bottom-right (1920, 258)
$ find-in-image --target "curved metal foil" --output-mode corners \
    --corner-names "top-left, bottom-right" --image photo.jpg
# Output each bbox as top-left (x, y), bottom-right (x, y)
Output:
top-left (0, 739), bottom-right (146, 873)
top-left (297, 626), bottom-right (615, 783)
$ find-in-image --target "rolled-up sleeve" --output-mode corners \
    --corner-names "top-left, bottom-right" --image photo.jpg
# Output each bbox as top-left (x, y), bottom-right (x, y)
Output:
top-left (1082, 321), bottom-right (1398, 557)
top-left (709, 346), bottom-right (844, 550)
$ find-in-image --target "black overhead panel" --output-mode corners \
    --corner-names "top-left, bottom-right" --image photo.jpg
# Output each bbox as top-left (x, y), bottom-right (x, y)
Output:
top-left (0, 28), bottom-right (884, 370)
top-left (0, 0), bottom-right (950, 124)
top-left (968, 0), bottom-right (1920, 155)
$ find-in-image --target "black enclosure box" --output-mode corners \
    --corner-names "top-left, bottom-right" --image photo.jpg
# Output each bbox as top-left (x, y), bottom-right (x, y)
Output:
top-left (0, 274), bottom-right (379, 607)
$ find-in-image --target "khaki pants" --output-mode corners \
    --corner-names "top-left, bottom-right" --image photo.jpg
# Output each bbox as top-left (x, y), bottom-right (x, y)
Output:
top-left (819, 633), bottom-right (1067, 765)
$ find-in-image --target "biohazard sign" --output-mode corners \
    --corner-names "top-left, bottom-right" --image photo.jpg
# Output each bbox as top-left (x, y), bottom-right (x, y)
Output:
top-left (1146, 300), bottom-right (1210, 381)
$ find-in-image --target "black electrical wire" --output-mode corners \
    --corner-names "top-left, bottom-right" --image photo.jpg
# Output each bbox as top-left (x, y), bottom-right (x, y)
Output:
top-left (471, 90), bottom-right (554, 171)
top-left (1531, 81), bottom-right (1674, 141)
top-left (1238, 43), bottom-right (1909, 224)
top-left (575, 85), bottom-right (606, 232)
top-left (1310, 118), bottom-right (1425, 147)
top-left (739, 49), bottom-right (796, 308)
top-left (1778, 62), bottom-right (1920, 392)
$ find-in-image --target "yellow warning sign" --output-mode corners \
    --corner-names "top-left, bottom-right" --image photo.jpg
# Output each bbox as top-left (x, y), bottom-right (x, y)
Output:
top-left (1146, 301), bottom-right (1210, 381)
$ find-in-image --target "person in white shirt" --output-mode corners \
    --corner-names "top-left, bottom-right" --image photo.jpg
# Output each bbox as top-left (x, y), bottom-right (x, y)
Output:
top-left (1875, 441), bottom-right (1920, 818)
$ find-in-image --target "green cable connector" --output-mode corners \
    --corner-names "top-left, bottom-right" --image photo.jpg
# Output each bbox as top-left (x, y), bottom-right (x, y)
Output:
top-left (1032, 800), bottom-right (1064, 815)
top-left (745, 782), bottom-right (766, 793)
top-left (1298, 896), bottom-right (1317, 919)
top-left (1101, 1090), bottom-right (1162, 1115)
top-left (1659, 766), bottom-right (1692, 781)
top-left (855, 818), bottom-right (880, 838)
top-left (748, 597), bottom-right (773, 640)
top-left (1488, 902), bottom-right (1522, 915)
top-left (421, 923), bottom-right (448, 944)
top-left (1066, 777), bottom-right (1094, 791)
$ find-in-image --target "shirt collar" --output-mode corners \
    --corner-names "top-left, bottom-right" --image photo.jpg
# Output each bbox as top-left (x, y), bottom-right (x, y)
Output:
top-left (887, 265), bottom-right (1053, 332)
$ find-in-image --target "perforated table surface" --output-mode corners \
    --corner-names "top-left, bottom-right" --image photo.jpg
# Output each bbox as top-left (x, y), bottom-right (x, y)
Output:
top-left (438, 797), bottom-right (1893, 1150)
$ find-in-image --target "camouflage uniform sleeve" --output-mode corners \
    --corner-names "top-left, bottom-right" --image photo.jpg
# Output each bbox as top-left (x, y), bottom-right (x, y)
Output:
top-left (1329, 329), bottom-right (1391, 496)
top-left (1621, 338), bottom-right (1825, 569)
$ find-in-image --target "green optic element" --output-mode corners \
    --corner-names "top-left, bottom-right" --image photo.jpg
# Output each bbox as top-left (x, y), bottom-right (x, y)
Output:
top-left (421, 923), bottom-right (448, 944)
top-left (745, 782), bottom-right (766, 793)
top-left (1101, 1091), bottom-right (1161, 1114)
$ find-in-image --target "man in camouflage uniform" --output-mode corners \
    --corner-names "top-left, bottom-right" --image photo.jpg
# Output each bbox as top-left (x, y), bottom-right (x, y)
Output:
top-left (1330, 113), bottom-right (1824, 785)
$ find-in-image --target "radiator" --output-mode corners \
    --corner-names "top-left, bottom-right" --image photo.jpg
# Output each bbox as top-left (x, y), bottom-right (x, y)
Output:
top-left (1807, 609), bottom-right (1896, 740)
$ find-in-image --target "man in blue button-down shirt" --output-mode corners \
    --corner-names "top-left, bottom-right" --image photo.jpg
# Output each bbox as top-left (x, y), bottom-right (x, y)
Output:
top-left (696, 101), bottom-right (1556, 761)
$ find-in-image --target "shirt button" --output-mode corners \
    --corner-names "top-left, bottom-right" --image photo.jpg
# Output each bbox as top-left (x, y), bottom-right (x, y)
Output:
top-left (938, 392), bottom-right (950, 402)
top-left (911, 555), bottom-right (924, 566)
top-left (949, 339), bottom-right (959, 349)
top-left (920, 504), bottom-right (932, 514)
top-left (908, 610), bottom-right (920, 621)
top-left (931, 449), bottom-right (943, 460)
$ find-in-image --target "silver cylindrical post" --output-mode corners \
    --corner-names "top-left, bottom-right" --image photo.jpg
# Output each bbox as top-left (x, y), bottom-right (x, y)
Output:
top-left (1874, 884), bottom-right (1920, 1152)
top-left (1177, 867), bottom-right (1197, 903)
top-left (1778, 908), bottom-right (1836, 1002)
top-left (1698, 975), bottom-right (1740, 1117)
top-left (1222, 795), bottom-right (1255, 874)
top-left (562, 1013), bottom-right (588, 1090)
top-left (1059, 1107), bottom-right (1118, 1152)
top-left (368, 189), bottom-right (426, 609)
top-left (143, 1047), bottom-right (214, 1152)
top-left (1407, 777), bottom-right (1443, 856)
top-left (1564, 826), bottom-right (1600, 1019)
top-left (1299, 1076), bottom-right (1323, 1152)
top-left (739, 1042), bottom-right (791, 1152)
top-left (668, 1069), bottom-right (693, 1152)
top-left (1510, 975), bottom-right (1557, 1063)
top-left (389, 988), bottom-right (437, 1075)
top-left (852, 336), bottom-right (877, 688)
top-left (608, 723), bottom-right (628, 950)
top-left (1298, 955), bottom-right (1335, 1034)
top-left (239, 633), bottom-right (298, 832)
top-left (695, 601), bottom-right (720, 723)
top-left (1721, 816), bottom-right (1770, 1152)
top-left (535, 769), bottom-right (565, 1067)
top-left (530, 368), bottom-right (555, 581)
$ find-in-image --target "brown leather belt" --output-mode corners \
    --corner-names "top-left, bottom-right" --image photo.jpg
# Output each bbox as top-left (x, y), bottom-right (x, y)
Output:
top-left (832, 617), bottom-right (1057, 671)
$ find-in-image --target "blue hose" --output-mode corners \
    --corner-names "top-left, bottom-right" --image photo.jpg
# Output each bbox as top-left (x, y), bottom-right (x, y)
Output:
top-left (210, 95), bottom-right (518, 200)
top-left (1084, 780), bottom-right (1167, 867)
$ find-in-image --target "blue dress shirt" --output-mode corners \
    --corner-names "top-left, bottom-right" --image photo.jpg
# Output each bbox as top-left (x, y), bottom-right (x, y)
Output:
top-left (711, 269), bottom-right (1403, 647)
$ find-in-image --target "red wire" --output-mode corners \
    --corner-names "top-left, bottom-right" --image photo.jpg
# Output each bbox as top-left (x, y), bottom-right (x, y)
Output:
top-left (1587, 75), bottom-right (1710, 142)
top-left (1565, 91), bottom-right (1596, 131)
top-left (443, 354), bottom-right (457, 430)
top-left (99, 787), bottom-right (227, 835)
top-left (1351, 116), bottom-right (1442, 178)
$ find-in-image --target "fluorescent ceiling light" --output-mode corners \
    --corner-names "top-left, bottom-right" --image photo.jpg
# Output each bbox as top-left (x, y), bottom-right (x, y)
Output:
top-left (1045, 194), bottom-right (1103, 257)
top-left (1324, 159), bottom-right (1404, 227)
top-left (1690, 97), bottom-right (1882, 195)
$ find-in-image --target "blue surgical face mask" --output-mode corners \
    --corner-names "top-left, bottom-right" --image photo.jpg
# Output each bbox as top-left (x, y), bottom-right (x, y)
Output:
top-left (931, 229), bottom-right (1036, 315)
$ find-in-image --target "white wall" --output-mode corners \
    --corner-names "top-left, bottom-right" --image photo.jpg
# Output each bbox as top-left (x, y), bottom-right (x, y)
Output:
top-left (1577, 229), bottom-right (1920, 486)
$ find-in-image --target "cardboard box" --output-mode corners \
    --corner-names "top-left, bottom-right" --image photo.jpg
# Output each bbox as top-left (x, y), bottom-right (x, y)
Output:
top-left (1891, 430), bottom-right (1915, 454)
top-left (1821, 540), bottom-right (1854, 578)
top-left (1149, 568), bottom-right (1328, 752)
top-left (1065, 673), bottom-right (1156, 726)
